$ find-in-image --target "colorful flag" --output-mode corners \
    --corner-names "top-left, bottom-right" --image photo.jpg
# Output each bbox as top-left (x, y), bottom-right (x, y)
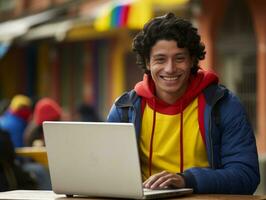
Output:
top-left (94, 0), bottom-right (153, 31)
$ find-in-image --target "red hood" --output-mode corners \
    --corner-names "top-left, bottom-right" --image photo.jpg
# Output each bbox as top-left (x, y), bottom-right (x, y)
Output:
top-left (9, 107), bottom-right (32, 122)
top-left (134, 69), bottom-right (219, 114)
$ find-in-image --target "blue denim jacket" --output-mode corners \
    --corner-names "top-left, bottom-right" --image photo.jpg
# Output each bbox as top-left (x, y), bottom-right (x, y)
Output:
top-left (107, 84), bottom-right (260, 194)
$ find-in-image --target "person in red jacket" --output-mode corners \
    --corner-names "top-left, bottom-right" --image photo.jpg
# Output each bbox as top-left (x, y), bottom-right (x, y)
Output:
top-left (24, 97), bottom-right (61, 147)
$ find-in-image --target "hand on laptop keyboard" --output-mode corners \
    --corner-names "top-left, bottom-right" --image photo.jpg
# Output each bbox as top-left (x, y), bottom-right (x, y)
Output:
top-left (143, 171), bottom-right (185, 190)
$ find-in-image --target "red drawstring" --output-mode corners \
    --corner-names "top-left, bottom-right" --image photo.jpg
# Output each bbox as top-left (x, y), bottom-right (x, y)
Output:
top-left (180, 109), bottom-right (184, 173)
top-left (148, 99), bottom-right (156, 176)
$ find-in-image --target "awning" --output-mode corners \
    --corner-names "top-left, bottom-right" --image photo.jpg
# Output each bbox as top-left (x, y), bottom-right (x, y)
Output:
top-left (10, 0), bottom-right (107, 42)
top-left (20, 19), bottom-right (74, 42)
top-left (0, 9), bottom-right (61, 44)
top-left (0, 0), bottom-right (87, 44)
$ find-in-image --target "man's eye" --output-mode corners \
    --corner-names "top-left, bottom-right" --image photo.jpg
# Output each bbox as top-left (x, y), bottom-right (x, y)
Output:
top-left (176, 57), bottom-right (185, 62)
top-left (155, 58), bottom-right (165, 63)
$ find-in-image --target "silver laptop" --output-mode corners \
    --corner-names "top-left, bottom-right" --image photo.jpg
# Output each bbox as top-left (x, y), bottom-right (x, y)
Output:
top-left (43, 121), bottom-right (193, 199)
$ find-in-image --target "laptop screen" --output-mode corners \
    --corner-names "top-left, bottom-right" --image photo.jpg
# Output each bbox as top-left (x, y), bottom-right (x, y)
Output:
top-left (43, 121), bottom-right (143, 199)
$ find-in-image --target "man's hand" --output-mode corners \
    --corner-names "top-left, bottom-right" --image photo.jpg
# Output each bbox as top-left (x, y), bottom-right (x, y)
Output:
top-left (143, 171), bottom-right (185, 190)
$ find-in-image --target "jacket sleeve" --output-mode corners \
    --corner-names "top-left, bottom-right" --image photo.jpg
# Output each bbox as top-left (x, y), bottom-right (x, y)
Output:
top-left (183, 91), bottom-right (260, 194)
top-left (107, 104), bottom-right (122, 122)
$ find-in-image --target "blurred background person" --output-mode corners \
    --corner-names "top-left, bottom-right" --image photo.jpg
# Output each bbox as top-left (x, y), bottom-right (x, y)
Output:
top-left (0, 95), bottom-right (32, 148)
top-left (73, 102), bottom-right (102, 122)
top-left (21, 97), bottom-right (61, 190)
top-left (24, 97), bottom-right (61, 147)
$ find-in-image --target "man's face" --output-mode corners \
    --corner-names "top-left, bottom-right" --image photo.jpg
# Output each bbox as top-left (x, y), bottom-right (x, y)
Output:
top-left (147, 40), bottom-right (193, 103)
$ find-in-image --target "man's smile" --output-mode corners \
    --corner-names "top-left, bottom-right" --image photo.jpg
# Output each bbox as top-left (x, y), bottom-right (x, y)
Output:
top-left (160, 75), bottom-right (182, 81)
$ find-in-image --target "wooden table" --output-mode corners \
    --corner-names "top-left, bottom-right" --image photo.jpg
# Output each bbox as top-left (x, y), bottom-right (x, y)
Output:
top-left (15, 147), bottom-right (48, 167)
top-left (0, 190), bottom-right (266, 200)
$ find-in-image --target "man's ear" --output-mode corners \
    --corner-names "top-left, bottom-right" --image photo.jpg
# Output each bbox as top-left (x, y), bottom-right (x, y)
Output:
top-left (146, 59), bottom-right (150, 70)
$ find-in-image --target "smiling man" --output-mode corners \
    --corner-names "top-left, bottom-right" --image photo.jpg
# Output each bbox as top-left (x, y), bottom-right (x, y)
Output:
top-left (107, 13), bottom-right (259, 194)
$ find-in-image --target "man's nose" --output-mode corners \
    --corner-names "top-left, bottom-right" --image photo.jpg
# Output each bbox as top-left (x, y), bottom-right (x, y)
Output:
top-left (164, 60), bottom-right (176, 73)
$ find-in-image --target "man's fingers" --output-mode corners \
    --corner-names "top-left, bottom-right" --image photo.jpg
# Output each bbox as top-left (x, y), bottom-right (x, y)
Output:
top-left (159, 174), bottom-right (185, 188)
top-left (143, 171), bottom-right (168, 188)
top-left (159, 176), bottom-right (180, 188)
top-left (150, 173), bottom-right (178, 189)
top-left (143, 172), bottom-right (185, 189)
top-left (149, 174), bottom-right (172, 189)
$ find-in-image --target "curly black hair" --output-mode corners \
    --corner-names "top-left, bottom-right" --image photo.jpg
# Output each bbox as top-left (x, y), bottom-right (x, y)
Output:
top-left (132, 13), bottom-right (206, 74)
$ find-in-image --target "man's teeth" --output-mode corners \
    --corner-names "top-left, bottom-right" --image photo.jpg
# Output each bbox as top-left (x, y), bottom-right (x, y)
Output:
top-left (162, 76), bottom-right (179, 81)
